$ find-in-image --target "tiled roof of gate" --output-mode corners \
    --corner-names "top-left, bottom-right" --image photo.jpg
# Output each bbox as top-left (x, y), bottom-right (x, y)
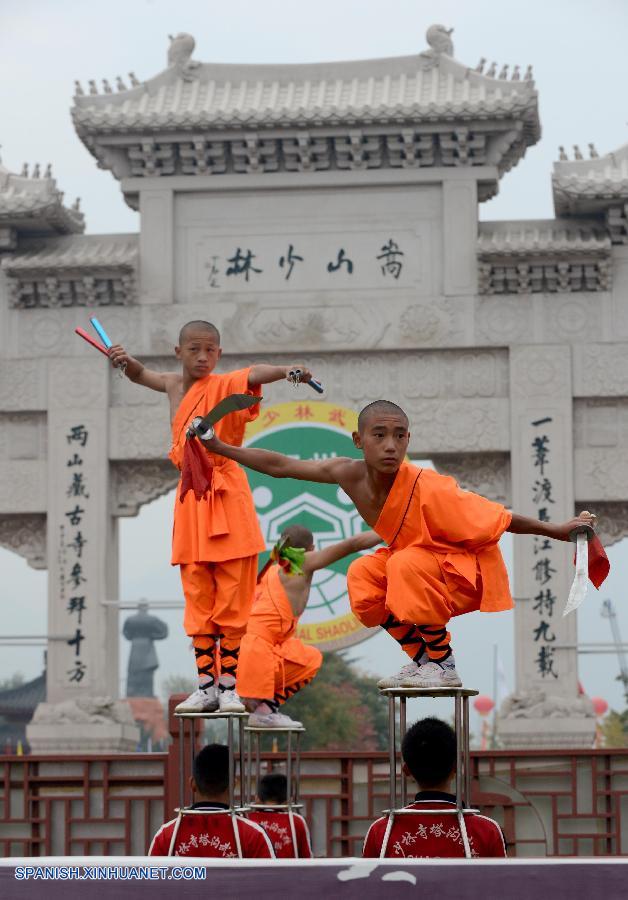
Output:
top-left (553, 143), bottom-right (628, 214)
top-left (1, 234), bottom-right (138, 272)
top-left (0, 163), bottom-right (84, 235)
top-left (478, 220), bottom-right (610, 256)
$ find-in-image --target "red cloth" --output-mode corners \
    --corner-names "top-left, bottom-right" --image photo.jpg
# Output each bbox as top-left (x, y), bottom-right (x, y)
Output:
top-left (179, 439), bottom-right (214, 502)
top-left (363, 796), bottom-right (506, 859)
top-left (589, 535), bottom-right (610, 590)
top-left (247, 810), bottom-right (313, 858)
top-left (148, 806), bottom-right (274, 858)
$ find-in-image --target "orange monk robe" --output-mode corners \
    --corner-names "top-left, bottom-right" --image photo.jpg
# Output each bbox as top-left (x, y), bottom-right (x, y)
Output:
top-left (237, 566), bottom-right (322, 702)
top-left (347, 462), bottom-right (513, 630)
top-left (169, 368), bottom-right (265, 565)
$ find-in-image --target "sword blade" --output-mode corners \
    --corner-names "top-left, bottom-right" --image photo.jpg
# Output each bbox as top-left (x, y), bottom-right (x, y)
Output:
top-left (562, 532), bottom-right (589, 617)
top-left (188, 393), bottom-right (261, 438)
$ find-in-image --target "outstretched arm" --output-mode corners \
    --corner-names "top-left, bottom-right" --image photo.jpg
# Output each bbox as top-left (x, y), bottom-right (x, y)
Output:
top-left (303, 531), bottom-right (381, 574)
top-left (508, 510), bottom-right (596, 542)
top-left (108, 344), bottom-right (174, 393)
top-left (248, 364), bottom-right (313, 387)
top-left (202, 433), bottom-right (354, 484)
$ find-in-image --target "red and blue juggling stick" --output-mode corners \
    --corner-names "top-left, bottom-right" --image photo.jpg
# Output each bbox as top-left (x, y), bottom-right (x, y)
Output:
top-left (74, 326), bottom-right (110, 357)
top-left (90, 317), bottom-right (113, 350)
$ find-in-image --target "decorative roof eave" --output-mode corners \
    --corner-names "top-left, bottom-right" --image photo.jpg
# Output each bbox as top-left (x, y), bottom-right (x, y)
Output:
top-left (552, 143), bottom-right (628, 216)
top-left (1, 234), bottom-right (138, 276)
top-left (478, 219), bottom-right (611, 258)
top-left (0, 167), bottom-right (84, 236)
top-left (71, 27), bottom-right (540, 183)
top-left (0, 672), bottom-right (45, 718)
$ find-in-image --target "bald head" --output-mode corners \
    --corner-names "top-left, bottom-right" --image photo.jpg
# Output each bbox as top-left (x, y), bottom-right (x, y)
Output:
top-left (357, 400), bottom-right (409, 433)
top-left (178, 320), bottom-right (221, 346)
top-left (281, 524), bottom-right (314, 550)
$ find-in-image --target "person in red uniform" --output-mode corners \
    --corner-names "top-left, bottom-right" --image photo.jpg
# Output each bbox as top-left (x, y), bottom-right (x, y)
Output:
top-left (248, 773), bottom-right (313, 858)
top-left (148, 744), bottom-right (274, 858)
top-left (363, 718), bottom-right (506, 858)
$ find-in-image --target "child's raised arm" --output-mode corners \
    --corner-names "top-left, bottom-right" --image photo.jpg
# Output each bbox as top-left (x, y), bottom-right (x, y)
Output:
top-left (203, 433), bottom-right (355, 484)
top-left (248, 364), bottom-right (313, 387)
top-left (303, 530), bottom-right (381, 574)
top-left (108, 344), bottom-right (173, 393)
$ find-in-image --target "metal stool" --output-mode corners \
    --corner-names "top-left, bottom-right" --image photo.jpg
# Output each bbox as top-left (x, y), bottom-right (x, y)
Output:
top-left (380, 686), bottom-right (479, 858)
top-left (245, 724), bottom-right (305, 810)
top-left (245, 724), bottom-right (306, 857)
top-left (174, 710), bottom-right (248, 812)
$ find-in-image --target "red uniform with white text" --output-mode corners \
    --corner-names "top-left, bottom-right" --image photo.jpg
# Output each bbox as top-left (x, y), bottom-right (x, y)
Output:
top-left (247, 809), bottom-right (313, 858)
top-left (148, 802), bottom-right (274, 858)
top-left (363, 792), bottom-right (506, 859)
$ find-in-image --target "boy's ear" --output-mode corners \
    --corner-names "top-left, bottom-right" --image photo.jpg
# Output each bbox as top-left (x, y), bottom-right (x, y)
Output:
top-left (175, 344), bottom-right (182, 359)
top-left (401, 762), bottom-right (411, 777)
top-left (189, 775), bottom-right (196, 793)
top-left (217, 347), bottom-right (223, 360)
top-left (352, 430), bottom-right (362, 449)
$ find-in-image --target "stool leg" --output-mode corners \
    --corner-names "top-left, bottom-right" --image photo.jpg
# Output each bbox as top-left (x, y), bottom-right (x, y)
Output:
top-left (255, 732), bottom-right (261, 798)
top-left (178, 717), bottom-right (184, 810)
top-left (388, 694), bottom-right (396, 811)
top-left (189, 717), bottom-right (196, 807)
top-left (287, 729), bottom-right (293, 809)
top-left (463, 696), bottom-right (471, 807)
top-left (228, 716), bottom-right (235, 811)
top-left (295, 731), bottom-right (302, 806)
top-left (454, 694), bottom-right (462, 811)
top-left (246, 727), bottom-right (251, 806)
top-left (400, 697), bottom-right (407, 807)
top-left (239, 717), bottom-right (246, 808)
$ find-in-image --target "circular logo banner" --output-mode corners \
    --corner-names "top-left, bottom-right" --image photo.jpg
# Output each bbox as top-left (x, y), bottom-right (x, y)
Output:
top-left (244, 401), bottom-right (377, 652)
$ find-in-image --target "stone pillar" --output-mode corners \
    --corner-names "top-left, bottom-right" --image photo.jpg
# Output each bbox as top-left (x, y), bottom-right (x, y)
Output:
top-left (442, 178), bottom-right (477, 295)
top-left (139, 187), bottom-right (174, 304)
top-left (498, 345), bottom-right (595, 748)
top-left (27, 360), bottom-right (138, 752)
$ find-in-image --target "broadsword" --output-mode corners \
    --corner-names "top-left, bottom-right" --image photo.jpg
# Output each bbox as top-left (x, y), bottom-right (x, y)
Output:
top-left (562, 521), bottom-right (595, 617)
top-left (185, 392), bottom-right (262, 441)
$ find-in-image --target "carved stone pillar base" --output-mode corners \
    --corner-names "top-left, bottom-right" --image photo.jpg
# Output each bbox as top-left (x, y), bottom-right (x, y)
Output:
top-left (26, 697), bottom-right (140, 754)
top-left (496, 691), bottom-right (596, 749)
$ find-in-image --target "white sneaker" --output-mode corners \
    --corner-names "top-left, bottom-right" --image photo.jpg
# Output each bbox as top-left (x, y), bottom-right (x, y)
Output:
top-left (402, 661), bottom-right (463, 689)
top-left (377, 661), bottom-right (421, 689)
top-left (248, 711), bottom-right (303, 729)
top-left (218, 687), bottom-right (246, 713)
top-left (175, 687), bottom-right (219, 714)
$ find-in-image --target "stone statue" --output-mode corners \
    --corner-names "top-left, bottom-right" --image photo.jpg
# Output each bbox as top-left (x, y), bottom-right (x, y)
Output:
top-left (499, 690), bottom-right (595, 720)
top-left (123, 601), bottom-right (169, 697)
top-left (424, 24), bottom-right (454, 58)
top-left (167, 33), bottom-right (200, 80)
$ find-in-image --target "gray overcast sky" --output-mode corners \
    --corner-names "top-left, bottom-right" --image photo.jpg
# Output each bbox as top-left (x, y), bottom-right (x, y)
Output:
top-left (2, 0), bottom-right (628, 733)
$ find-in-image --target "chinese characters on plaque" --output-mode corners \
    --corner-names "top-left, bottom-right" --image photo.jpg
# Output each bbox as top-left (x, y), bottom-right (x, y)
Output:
top-left (530, 417), bottom-right (559, 680)
top-left (62, 424), bottom-right (90, 685)
top-left (204, 238), bottom-right (405, 288)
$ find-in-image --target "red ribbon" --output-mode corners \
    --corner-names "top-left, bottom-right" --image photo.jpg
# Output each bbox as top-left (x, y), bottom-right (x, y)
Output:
top-left (587, 535), bottom-right (610, 589)
top-left (179, 439), bottom-right (214, 502)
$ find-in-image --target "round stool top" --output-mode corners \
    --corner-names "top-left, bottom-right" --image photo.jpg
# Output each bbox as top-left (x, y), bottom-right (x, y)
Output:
top-left (174, 710), bottom-right (249, 719)
top-left (244, 725), bottom-right (305, 733)
top-left (379, 686), bottom-right (479, 698)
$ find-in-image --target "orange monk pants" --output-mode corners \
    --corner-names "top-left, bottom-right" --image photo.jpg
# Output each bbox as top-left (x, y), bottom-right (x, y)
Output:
top-left (180, 556), bottom-right (258, 640)
top-left (347, 547), bottom-right (481, 659)
top-left (237, 634), bottom-right (322, 703)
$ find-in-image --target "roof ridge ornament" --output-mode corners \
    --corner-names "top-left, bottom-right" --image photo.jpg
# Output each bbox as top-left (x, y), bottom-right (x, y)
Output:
top-left (167, 32), bottom-right (200, 81)
top-left (419, 24), bottom-right (454, 67)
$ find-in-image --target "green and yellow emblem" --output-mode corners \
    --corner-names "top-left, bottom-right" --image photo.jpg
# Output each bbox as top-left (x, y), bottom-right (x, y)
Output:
top-left (245, 401), bottom-right (376, 652)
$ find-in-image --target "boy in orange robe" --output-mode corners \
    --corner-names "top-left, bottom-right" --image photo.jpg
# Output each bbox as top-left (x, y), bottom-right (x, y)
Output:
top-left (197, 399), bottom-right (597, 688)
top-left (237, 524), bottom-right (380, 728)
top-left (109, 321), bottom-right (313, 712)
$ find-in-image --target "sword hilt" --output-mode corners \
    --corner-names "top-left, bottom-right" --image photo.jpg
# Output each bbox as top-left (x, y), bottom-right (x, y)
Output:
top-left (568, 524), bottom-right (595, 543)
top-left (288, 368), bottom-right (324, 394)
top-left (186, 417), bottom-right (215, 441)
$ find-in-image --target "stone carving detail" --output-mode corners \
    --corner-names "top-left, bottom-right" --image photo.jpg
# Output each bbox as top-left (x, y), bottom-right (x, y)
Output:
top-left (577, 448), bottom-right (628, 500)
top-left (402, 399), bottom-right (509, 454)
top-left (573, 345), bottom-right (628, 397)
top-left (0, 359), bottom-right (45, 411)
top-left (544, 296), bottom-right (604, 342)
top-left (475, 295), bottom-right (532, 344)
top-left (32, 696), bottom-right (136, 725)
top-left (499, 690), bottom-right (595, 720)
top-left (239, 307), bottom-right (377, 349)
top-left (581, 501), bottom-right (628, 548)
top-left (48, 361), bottom-right (107, 409)
top-left (478, 259), bottom-right (611, 293)
top-left (432, 453), bottom-right (510, 504)
top-left (110, 408), bottom-right (172, 460)
top-left (111, 460), bottom-right (179, 516)
top-left (0, 513), bottom-right (46, 569)
top-left (0, 461), bottom-right (46, 512)
top-left (511, 347), bottom-right (571, 399)
top-left (607, 204), bottom-right (628, 244)
top-left (397, 300), bottom-right (463, 345)
top-left (121, 129), bottom-right (506, 177)
top-left (7, 272), bottom-right (137, 308)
